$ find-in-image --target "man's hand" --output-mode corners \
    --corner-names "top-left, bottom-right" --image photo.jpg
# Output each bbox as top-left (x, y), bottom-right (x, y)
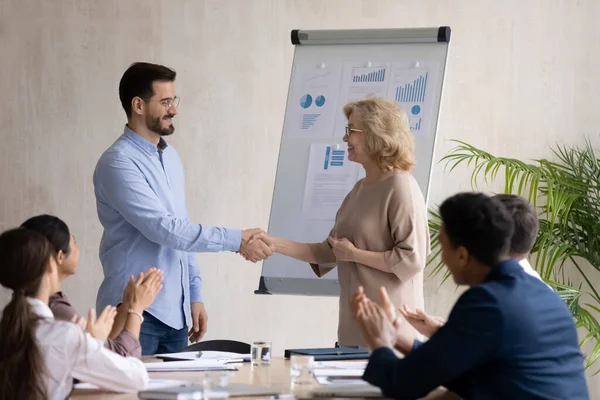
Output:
top-left (86, 305), bottom-right (117, 342)
top-left (399, 305), bottom-right (445, 338)
top-left (352, 286), bottom-right (414, 353)
top-left (351, 286), bottom-right (398, 327)
top-left (355, 300), bottom-right (397, 350)
top-left (351, 286), bottom-right (368, 316)
top-left (240, 228), bottom-right (274, 263)
top-left (189, 302), bottom-right (208, 343)
top-left (327, 236), bottom-right (357, 262)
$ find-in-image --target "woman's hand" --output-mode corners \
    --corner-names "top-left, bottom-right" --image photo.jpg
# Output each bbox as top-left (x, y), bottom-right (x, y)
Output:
top-left (327, 237), bottom-right (357, 262)
top-left (129, 268), bottom-right (163, 313)
top-left (86, 306), bottom-right (117, 342)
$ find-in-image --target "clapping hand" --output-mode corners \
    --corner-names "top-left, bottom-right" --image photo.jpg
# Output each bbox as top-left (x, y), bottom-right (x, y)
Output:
top-left (399, 305), bottom-right (445, 338)
top-left (122, 268), bottom-right (164, 313)
top-left (71, 314), bottom-right (87, 331)
top-left (351, 286), bottom-right (398, 326)
top-left (85, 306), bottom-right (117, 342)
top-left (355, 300), bottom-right (397, 350)
top-left (239, 228), bottom-right (275, 263)
top-left (351, 286), bottom-right (414, 353)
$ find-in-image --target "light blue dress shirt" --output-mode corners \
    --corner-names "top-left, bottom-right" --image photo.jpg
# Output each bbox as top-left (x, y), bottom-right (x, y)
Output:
top-left (94, 126), bottom-right (242, 329)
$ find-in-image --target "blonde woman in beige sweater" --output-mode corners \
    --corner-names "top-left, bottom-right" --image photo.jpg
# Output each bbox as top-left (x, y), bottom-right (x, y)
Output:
top-left (251, 97), bottom-right (430, 347)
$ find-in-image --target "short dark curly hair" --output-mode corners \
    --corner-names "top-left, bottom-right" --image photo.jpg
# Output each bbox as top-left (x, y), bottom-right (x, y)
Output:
top-left (493, 194), bottom-right (539, 255)
top-left (440, 192), bottom-right (514, 266)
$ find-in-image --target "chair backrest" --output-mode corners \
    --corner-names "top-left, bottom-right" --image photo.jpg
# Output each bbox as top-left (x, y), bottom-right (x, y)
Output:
top-left (184, 340), bottom-right (251, 354)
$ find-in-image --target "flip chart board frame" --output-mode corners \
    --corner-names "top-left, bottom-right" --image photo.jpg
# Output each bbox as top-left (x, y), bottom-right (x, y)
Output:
top-left (256, 27), bottom-right (451, 296)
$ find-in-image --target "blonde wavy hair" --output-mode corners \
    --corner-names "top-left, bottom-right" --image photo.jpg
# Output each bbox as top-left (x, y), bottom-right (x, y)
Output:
top-left (343, 97), bottom-right (415, 172)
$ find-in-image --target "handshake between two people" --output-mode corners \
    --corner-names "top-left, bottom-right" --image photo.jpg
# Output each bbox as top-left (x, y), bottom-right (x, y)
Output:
top-left (239, 229), bottom-right (276, 263)
top-left (351, 286), bottom-right (446, 353)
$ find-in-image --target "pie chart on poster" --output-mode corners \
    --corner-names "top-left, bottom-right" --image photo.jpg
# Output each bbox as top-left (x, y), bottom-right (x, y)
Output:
top-left (300, 94), bottom-right (312, 109)
top-left (315, 95), bottom-right (326, 107)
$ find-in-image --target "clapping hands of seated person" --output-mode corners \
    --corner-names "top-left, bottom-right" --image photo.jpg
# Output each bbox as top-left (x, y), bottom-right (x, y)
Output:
top-left (122, 267), bottom-right (164, 313)
top-left (240, 228), bottom-right (275, 263)
top-left (352, 285), bottom-right (399, 326)
top-left (71, 305), bottom-right (118, 343)
top-left (355, 299), bottom-right (398, 350)
top-left (399, 305), bottom-right (446, 339)
top-left (351, 286), bottom-right (414, 354)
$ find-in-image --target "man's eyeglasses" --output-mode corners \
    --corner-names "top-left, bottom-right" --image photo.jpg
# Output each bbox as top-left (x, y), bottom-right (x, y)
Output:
top-left (160, 96), bottom-right (180, 109)
top-left (345, 126), bottom-right (363, 136)
top-left (144, 96), bottom-right (180, 109)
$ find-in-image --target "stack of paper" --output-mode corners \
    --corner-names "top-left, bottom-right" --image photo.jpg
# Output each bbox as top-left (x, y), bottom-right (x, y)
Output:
top-left (156, 350), bottom-right (249, 363)
top-left (74, 378), bottom-right (189, 390)
top-left (144, 359), bottom-right (238, 372)
top-left (314, 361), bottom-right (368, 369)
top-left (312, 360), bottom-right (367, 385)
top-left (310, 383), bottom-right (382, 398)
top-left (313, 368), bottom-right (365, 385)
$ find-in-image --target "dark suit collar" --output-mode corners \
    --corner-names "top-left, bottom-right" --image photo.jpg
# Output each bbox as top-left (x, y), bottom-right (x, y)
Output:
top-left (485, 258), bottom-right (522, 282)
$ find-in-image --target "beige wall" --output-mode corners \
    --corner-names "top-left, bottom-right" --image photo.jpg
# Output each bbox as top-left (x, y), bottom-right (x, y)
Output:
top-left (1, 0), bottom-right (599, 396)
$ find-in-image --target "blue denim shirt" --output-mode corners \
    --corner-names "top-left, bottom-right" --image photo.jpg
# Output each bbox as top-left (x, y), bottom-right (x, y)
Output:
top-left (94, 126), bottom-right (242, 329)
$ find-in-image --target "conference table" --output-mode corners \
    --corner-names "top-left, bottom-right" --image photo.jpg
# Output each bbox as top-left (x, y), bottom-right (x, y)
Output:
top-left (72, 357), bottom-right (459, 399)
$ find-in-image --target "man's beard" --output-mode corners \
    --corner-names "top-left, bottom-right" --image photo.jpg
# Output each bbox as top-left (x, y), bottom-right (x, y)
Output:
top-left (146, 114), bottom-right (175, 136)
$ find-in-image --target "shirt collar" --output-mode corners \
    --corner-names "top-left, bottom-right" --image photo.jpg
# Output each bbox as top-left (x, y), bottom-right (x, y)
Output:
top-left (518, 258), bottom-right (531, 270)
top-left (485, 258), bottom-right (523, 282)
top-left (123, 125), bottom-right (168, 154)
top-left (26, 297), bottom-right (54, 319)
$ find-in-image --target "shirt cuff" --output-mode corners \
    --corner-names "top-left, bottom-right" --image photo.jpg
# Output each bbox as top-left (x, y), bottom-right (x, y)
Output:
top-left (190, 287), bottom-right (203, 303)
top-left (224, 229), bottom-right (242, 252)
top-left (412, 339), bottom-right (424, 352)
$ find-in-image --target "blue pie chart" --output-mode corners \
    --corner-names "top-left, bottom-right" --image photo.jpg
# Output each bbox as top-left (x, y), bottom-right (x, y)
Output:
top-left (300, 94), bottom-right (313, 109)
top-left (315, 95), bottom-right (326, 107)
top-left (411, 105), bottom-right (421, 115)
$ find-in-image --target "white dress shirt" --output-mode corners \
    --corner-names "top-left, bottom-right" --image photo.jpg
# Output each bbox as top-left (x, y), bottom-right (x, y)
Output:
top-left (518, 259), bottom-right (552, 289)
top-left (27, 297), bottom-right (148, 399)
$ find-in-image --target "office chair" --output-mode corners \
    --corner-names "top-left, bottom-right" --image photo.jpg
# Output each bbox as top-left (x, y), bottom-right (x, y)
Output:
top-left (183, 339), bottom-right (251, 354)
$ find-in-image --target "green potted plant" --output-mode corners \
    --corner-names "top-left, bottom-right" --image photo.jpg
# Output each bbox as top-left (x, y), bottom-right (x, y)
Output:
top-left (427, 139), bottom-right (600, 372)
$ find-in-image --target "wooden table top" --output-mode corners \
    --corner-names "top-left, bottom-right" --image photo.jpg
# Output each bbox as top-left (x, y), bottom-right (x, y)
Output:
top-left (72, 357), bottom-right (458, 399)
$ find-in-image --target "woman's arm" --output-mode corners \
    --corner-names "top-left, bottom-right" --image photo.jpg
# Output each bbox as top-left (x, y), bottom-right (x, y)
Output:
top-left (351, 248), bottom-right (391, 273)
top-left (70, 327), bottom-right (149, 392)
top-left (109, 303), bottom-right (129, 340)
top-left (250, 233), bottom-right (335, 265)
top-left (327, 237), bottom-right (393, 273)
top-left (111, 269), bottom-right (163, 340)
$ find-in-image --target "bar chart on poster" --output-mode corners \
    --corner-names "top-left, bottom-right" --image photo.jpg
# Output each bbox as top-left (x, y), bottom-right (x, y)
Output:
top-left (257, 27), bottom-right (451, 296)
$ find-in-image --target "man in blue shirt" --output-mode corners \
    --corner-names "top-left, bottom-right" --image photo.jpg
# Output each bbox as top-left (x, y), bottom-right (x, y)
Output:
top-left (354, 193), bottom-right (589, 399)
top-left (94, 62), bottom-right (273, 355)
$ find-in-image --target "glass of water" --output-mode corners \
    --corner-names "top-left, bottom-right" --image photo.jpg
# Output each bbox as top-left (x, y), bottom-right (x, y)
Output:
top-left (203, 371), bottom-right (231, 400)
top-left (290, 355), bottom-right (314, 384)
top-left (251, 341), bottom-right (272, 367)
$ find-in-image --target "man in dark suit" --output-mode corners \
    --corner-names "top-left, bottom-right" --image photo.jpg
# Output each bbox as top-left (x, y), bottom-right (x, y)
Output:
top-left (354, 192), bottom-right (589, 399)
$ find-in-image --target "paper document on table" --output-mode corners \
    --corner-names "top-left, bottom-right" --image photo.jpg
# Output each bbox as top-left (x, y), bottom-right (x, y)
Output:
top-left (315, 376), bottom-right (366, 385)
top-left (145, 359), bottom-right (238, 372)
top-left (302, 142), bottom-right (358, 220)
top-left (314, 361), bottom-right (368, 369)
top-left (310, 383), bottom-right (382, 397)
top-left (74, 378), bottom-right (189, 390)
top-left (313, 368), bottom-right (365, 378)
top-left (156, 350), bottom-right (249, 363)
top-left (313, 368), bottom-right (365, 385)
